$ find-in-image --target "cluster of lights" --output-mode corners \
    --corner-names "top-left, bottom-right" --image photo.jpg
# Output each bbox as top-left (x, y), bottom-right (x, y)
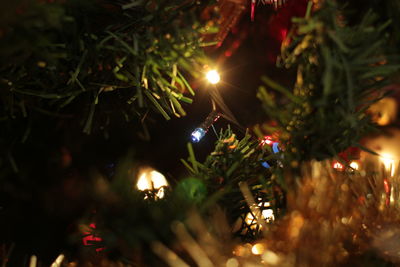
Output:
top-left (332, 160), bottom-right (359, 171)
top-left (232, 242), bottom-right (280, 265)
top-left (260, 136), bottom-right (280, 153)
top-left (260, 136), bottom-right (280, 169)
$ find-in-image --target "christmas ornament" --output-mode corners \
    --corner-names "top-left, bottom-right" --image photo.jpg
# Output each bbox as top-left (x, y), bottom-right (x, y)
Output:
top-left (136, 167), bottom-right (169, 199)
top-left (175, 177), bottom-right (207, 204)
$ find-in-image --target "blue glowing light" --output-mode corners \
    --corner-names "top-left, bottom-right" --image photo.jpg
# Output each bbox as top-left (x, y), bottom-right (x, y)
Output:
top-left (191, 128), bottom-right (206, 143)
top-left (272, 142), bottom-right (280, 154)
top-left (261, 161), bottom-right (271, 169)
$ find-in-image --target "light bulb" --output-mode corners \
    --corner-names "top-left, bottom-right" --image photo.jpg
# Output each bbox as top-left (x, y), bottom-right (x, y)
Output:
top-left (380, 153), bottom-right (395, 176)
top-left (136, 168), bottom-right (169, 199)
top-left (191, 127), bottom-right (206, 143)
top-left (349, 161), bottom-right (359, 170)
top-left (206, 70), bottom-right (220, 84)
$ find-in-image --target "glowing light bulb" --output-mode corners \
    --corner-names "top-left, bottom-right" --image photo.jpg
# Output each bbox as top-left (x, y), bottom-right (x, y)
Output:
top-left (332, 161), bottom-right (344, 171)
top-left (380, 153), bottom-right (395, 176)
top-left (261, 136), bottom-right (274, 146)
top-left (206, 70), bottom-right (220, 84)
top-left (191, 127), bottom-right (206, 143)
top-left (251, 243), bottom-right (265, 255)
top-left (137, 168), bottom-right (169, 199)
top-left (261, 161), bottom-right (271, 169)
top-left (272, 142), bottom-right (280, 154)
top-left (244, 202), bottom-right (274, 230)
top-left (349, 161), bottom-right (359, 170)
top-left (261, 209), bottom-right (275, 222)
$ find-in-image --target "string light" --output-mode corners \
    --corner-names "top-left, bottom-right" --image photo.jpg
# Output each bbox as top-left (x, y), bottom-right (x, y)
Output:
top-left (206, 70), bottom-right (220, 84)
top-left (260, 136), bottom-right (280, 169)
top-left (380, 153), bottom-right (395, 176)
top-left (251, 243), bottom-right (265, 255)
top-left (190, 111), bottom-right (220, 143)
top-left (244, 201), bottom-right (275, 230)
top-left (349, 161), bottom-right (359, 170)
top-left (332, 161), bottom-right (344, 171)
top-left (137, 168), bottom-right (169, 199)
top-left (191, 128), bottom-right (206, 143)
top-left (260, 136), bottom-right (274, 146)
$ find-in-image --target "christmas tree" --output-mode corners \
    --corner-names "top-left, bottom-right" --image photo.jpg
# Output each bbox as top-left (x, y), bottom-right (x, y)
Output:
top-left (1, 0), bottom-right (400, 266)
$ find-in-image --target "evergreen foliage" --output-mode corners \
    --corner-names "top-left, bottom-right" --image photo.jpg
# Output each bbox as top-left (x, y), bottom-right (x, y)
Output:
top-left (1, 0), bottom-right (400, 265)
top-left (0, 0), bottom-right (210, 134)
top-left (258, 1), bottom-right (400, 163)
top-left (182, 128), bottom-right (285, 240)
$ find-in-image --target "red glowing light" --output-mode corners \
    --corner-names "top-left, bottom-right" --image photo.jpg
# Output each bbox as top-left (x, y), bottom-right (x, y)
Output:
top-left (224, 50), bottom-right (232, 57)
top-left (332, 161), bottom-right (344, 171)
top-left (279, 29), bottom-right (288, 41)
top-left (383, 178), bottom-right (391, 206)
top-left (383, 179), bottom-right (390, 194)
top-left (82, 223), bottom-right (104, 252)
top-left (261, 136), bottom-right (274, 146)
top-left (251, 0), bottom-right (256, 21)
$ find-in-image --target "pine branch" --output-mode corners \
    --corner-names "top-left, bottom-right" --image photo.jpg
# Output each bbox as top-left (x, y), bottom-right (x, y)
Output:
top-left (259, 0), bottom-right (400, 164)
top-left (0, 0), bottom-right (212, 133)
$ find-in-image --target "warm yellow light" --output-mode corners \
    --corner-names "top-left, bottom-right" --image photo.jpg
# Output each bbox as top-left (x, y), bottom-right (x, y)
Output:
top-left (137, 168), bottom-right (169, 199)
top-left (332, 161), bottom-right (344, 171)
top-left (261, 250), bottom-right (280, 265)
top-left (244, 205), bottom-right (275, 229)
top-left (251, 243), bottom-right (265, 255)
top-left (206, 70), bottom-right (220, 84)
top-left (226, 258), bottom-right (239, 267)
top-left (380, 153), bottom-right (395, 176)
top-left (349, 161), bottom-right (359, 170)
top-left (262, 209), bottom-right (275, 222)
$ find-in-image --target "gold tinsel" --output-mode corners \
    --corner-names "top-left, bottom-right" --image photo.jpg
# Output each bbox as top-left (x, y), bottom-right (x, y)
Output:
top-left (156, 161), bottom-right (400, 266)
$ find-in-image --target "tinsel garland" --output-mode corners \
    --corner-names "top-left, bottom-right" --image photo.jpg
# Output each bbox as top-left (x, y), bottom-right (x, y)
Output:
top-left (22, 161), bottom-right (399, 266)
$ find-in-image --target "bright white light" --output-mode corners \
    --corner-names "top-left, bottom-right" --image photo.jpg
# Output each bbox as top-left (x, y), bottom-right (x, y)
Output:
top-left (251, 243), bottom-right (265, 255)
top-left (206, 70), bottom-right (220, 84)
top-left (137, 168), bottom-right (169, 199)
top-left (333, 161), bottom-right (344, 170)
top-left (349, 161), bottom-right (359, 170)
top-left (380, 153), bottom-right (395, 176)
top-left (262, 209), bottom-right (275, 222)
top-left (245, 204), bottom-right (275, 229)
top-left (191, 127), bottom-right (206, 143)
